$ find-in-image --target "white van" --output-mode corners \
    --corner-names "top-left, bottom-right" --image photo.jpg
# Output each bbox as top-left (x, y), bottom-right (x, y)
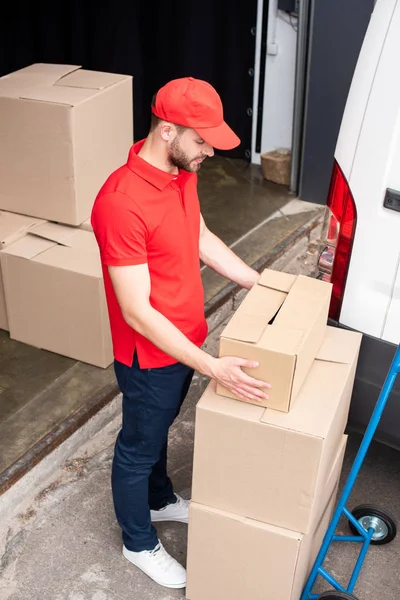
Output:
top-left (318, 0), bottom-right (400, 448)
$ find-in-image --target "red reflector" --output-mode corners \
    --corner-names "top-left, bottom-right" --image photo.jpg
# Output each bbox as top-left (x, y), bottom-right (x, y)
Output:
top-left (327, 162), bottom-right (357, 320)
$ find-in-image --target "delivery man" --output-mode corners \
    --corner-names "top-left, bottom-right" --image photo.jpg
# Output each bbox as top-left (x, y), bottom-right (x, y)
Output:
top-left (91, 76), bottom-right (271, 589)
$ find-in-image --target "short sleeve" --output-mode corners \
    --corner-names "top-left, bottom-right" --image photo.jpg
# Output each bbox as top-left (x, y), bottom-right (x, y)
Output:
top-left (91, 192), bottom-right (148, 266)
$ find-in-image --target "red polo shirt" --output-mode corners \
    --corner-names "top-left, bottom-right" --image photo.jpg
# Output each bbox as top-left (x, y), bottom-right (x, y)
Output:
top-left (91, 140), bottom-right (208, 368)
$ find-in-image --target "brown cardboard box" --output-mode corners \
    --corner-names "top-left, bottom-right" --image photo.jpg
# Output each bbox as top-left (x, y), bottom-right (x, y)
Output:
top-left (186, 438), bottom-right (346, 600)
top-left (217, 269), bottom-right (332, 412)
top-left (187, 494), bottom-right (336, 600)
top-left (192, 326), bottom-right (361, 533)
top-left (0, 222), bottom-right (113, 367)
top-left (0, 211), bottom-right (45, 330)
top-left (0, 63), bottom-right (133, 225)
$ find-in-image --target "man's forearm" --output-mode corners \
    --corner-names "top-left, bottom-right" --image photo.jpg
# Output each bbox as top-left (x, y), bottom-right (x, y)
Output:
top-left (200, 227), bottom-right (259, 289)
top-left (123, 303), bottom-right (270, 403)
top-left (124, 304), bottom-right (216, 376)
top-left (108, 260), bottom-right (270, 402)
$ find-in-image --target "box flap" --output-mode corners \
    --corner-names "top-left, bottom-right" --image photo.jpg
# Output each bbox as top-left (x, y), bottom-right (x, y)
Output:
top-left (0, 64), bottom-right (80, 86)
top-left (30, 222), bottom-right (99, 253)
top-left (29, 222), bottom-right (79, 245)
top-left (258, 268), bottom-right (297, 293)
top-left (55, 69), bottom-right (129, 90)
top-left (0, 64), bottom-right (103, 105)
top-left (0, 211), bottom-right (44, 248)
top-left (19, 85), bottom-right (97, 106)
top-left (221, 314), bottom-right (272, 343)
top-left (274, 275), bottom-right (332, 331)
top-left (259, 325), bottom-right (304, 354)
top-left (0, 65), bottom-right (127, 104)
top-left (67, 230), bottom-right (99, 253)
top-left (316, 326), bottom-right (363, 365)
top-left (0, 233), bottom-right (54, 259)
top-left (221, 285), bottom-right (286, 343)
top-left (33, 244), bottom-right (102, 277)
top-left (0, 79), bottom-right (32, 98)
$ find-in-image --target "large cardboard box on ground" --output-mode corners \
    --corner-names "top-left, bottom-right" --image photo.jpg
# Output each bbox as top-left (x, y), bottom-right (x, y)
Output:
top-left (192, 327), bottom-right (362, 533)
top-left (0, 63), bottom-right (133, 225)
top-left (186, 437), bottom-right (346, 600)
top-left (0, 211), bottom-right (45, 330)
top-left (217, 269), bottom-right (332, 411)
top-left (0, 222), bottom-right (112, 367)
top-left (187, 493), bottom-right (335, 600)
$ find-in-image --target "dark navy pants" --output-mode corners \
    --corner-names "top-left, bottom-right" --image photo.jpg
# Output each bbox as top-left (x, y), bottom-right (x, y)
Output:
top-left (112, 353), bottom-right (194, 552)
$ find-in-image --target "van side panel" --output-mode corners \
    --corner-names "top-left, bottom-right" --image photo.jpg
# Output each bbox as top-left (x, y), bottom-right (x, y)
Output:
top-left (339, 0), bottom-right (400, 339)
top-left (335, 0), bottom-right (397, 179)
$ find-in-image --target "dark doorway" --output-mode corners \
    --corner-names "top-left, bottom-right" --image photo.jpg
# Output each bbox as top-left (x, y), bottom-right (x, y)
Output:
top-left (1, 1), bottom-right (259, 159)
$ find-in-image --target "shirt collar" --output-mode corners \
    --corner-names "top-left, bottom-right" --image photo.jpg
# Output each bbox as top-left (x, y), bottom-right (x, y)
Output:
top-left (127, 139), bottom-right (193, 191)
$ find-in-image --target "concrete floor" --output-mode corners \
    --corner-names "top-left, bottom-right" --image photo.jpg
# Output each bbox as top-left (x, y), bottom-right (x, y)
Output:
top-left (0, 156), bottom-right (323, 495)
top-left (0, 315), bottom-right (399, 600)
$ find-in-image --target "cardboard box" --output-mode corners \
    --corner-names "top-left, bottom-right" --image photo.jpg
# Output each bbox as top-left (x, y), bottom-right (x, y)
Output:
top-left (0, 211), bottom-right (45, 330)
top-left (0, 63), bottom-right (133, 225)
top-left (186, 495), bottom-right (336, 600)
top-left (0, 222), bottom-right (113, 367)
top-left (192, 326), bottom-right (361, 533)
top-left (217, 269), bottom-right (332, 412)
top-left (186, 448), bottom-right (343, 600)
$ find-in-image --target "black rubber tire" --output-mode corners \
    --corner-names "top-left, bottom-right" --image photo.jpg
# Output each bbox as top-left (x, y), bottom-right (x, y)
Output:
top-left (318, 592), bottom-right (359, 599)
top-left (348, 503), bottom-right (397, 545)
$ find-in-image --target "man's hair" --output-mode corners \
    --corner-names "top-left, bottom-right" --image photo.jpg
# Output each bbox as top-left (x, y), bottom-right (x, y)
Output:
top-left (150, 93), bottom-right (186, 135)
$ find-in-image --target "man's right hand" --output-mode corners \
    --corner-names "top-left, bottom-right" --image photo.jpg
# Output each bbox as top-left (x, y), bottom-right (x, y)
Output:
top-left (210, 356), bottom-right (271, 402)
top-left (107, 264), bottom-right (272, 400)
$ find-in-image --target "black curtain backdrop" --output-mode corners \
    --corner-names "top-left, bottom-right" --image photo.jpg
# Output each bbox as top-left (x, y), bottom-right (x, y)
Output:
top-left (1, 1), bottom-right (258, 159)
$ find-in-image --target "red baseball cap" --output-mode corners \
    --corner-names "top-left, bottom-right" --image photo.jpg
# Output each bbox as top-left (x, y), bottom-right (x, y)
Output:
top-left (152, 77), bottom-right (241, 150)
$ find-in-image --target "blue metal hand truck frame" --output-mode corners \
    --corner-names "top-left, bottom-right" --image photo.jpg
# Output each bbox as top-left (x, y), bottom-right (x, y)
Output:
top-left (301, 344), bottom-right (400, 600)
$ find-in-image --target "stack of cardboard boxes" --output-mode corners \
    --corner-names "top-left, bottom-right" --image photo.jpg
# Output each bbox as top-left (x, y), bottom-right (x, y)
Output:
top-left (0, 63), bottom-right (133, 367)
top-left (187, 269), bottom-right (362, 600)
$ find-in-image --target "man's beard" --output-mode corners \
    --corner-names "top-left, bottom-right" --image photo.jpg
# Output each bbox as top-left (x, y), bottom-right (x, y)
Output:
top-left (168, 137), bottom-right (204, 172)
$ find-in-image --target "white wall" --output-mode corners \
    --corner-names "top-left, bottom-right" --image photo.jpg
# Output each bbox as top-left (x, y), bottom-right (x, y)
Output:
top-left (251, 0), bottom-right (298, 164)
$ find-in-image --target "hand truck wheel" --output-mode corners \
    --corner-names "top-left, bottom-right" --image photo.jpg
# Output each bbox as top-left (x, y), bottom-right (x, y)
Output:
top-left (348, 503), bottom-right (397, 545)
top-left (318, 592), bottom-right (359, 599)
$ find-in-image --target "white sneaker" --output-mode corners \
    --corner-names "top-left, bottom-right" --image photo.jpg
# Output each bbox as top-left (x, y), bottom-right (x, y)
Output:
top-left (150, 495), bottom-right (189, 524)
top-left (123, 541), bottom-right (186, 589)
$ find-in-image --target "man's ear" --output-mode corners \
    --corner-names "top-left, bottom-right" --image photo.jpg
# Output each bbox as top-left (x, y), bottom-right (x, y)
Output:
top-left (159, 122), bottom-right (175, 142)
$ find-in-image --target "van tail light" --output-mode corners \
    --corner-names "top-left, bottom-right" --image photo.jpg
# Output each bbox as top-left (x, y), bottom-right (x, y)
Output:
top-left (318, 161), bottom-right (357, 320)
